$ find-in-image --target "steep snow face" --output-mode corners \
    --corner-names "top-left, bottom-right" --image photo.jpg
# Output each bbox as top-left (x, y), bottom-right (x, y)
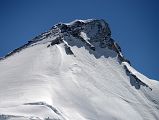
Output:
top-left (0, 19), bottom-right (159, 120)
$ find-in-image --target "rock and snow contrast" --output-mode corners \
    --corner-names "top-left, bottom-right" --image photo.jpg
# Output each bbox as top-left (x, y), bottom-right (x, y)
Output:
top-left (0, 19), bottom-right (159, 120)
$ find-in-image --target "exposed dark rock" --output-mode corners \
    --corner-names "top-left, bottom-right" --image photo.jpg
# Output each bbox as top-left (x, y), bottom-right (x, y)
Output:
top-left (50, 36), bottom-right (63, 46)
top-left (124, 65), bottom-right (152, 90)
top-left (71, 29), bottom-right (80, 37)
top-left (64, 44), bottom-right (74, 55)
top-left (90, 45), bottom-right (95, 51)
top-left (60, 24), bottom-right (71, 33)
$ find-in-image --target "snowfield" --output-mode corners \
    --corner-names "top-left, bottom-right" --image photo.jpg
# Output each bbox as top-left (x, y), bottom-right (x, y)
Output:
top-left (0, 19), bottom-right (159, 120)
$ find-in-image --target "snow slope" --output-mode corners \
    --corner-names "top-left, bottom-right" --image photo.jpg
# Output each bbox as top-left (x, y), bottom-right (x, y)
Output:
top-left (0, 19), bottom-right (159, 120)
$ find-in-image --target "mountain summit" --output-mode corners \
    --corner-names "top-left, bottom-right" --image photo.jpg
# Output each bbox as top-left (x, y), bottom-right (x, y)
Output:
top-left (1, 19), bottom-right (127, 63)
top-left (0, 19), bottom-right (159, 120)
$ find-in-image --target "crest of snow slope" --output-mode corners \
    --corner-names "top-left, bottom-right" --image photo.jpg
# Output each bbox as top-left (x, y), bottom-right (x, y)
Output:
top-left (0, 19), bottom-right (159, 120)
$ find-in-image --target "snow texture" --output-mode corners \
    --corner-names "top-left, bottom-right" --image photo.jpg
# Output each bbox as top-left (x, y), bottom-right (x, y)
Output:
top-left (0, 19), bottom-right (159, 120)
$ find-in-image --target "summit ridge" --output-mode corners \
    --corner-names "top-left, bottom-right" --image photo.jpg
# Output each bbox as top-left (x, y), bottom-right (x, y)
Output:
top-left (1, 19), bottom-right (128, 64)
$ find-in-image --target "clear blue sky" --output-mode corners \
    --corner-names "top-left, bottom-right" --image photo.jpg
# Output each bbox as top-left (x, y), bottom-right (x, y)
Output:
top-left (0, 0), bottom-right (158, 80)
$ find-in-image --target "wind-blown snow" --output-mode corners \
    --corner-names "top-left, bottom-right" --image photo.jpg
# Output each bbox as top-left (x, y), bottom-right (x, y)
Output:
top-left (0, 19), bottom-right (159, 120)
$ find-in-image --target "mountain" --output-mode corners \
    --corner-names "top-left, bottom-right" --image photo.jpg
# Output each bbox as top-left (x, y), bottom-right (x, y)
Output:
top-left (0, 19), bottom-right (159, 120)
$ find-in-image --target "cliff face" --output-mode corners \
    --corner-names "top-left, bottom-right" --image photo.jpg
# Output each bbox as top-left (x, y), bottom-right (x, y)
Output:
top-left (0, 19), bottom-right (159, 120)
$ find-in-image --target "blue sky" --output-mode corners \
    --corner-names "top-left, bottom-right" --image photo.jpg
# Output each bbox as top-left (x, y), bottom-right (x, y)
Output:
top-left (0, 0), bottom-right (158, 80)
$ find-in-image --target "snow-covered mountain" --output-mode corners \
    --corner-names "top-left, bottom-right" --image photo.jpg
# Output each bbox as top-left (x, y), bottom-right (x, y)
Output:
top-left (0, 19), bottom-right (159, 120)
